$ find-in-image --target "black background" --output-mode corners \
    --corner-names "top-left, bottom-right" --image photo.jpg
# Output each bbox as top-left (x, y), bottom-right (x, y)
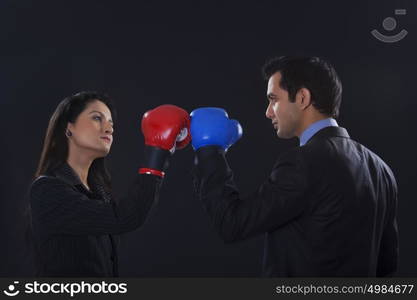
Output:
top-left (0, 0), bottom-right (415, 276)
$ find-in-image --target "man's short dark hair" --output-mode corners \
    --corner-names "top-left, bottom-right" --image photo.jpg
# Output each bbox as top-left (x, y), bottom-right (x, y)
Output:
top-left (262, 56), bottom-right (342, 118)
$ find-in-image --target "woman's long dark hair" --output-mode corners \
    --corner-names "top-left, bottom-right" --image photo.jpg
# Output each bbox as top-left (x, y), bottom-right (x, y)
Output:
top-left (34, 91), bottom-right (117, 193)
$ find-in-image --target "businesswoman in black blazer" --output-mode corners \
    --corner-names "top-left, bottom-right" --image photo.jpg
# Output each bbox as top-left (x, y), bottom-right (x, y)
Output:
top-left (29, 91), bottom-right (190, 277)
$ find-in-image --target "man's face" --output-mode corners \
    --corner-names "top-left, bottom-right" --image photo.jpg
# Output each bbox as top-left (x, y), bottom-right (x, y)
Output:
top-left (265, 72), bottom-right (301, 139)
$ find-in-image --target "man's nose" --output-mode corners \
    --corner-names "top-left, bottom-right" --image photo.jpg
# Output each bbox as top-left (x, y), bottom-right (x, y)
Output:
top-left (265, 102), bottom-right (273, 120)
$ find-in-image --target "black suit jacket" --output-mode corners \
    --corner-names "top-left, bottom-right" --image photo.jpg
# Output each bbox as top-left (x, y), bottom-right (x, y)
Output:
top-left (29, 163), bottom-right (161, 277)
top-left (193, 126), bottom-right (399, 277)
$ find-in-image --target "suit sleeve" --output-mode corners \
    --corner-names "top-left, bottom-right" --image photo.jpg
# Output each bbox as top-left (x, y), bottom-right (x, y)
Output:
top-left (377, 174), bottom-right (399, 277)
top-left (193, 146), bottom-right (309, 243)
top-left (30, 174), bottom-right (162, 236)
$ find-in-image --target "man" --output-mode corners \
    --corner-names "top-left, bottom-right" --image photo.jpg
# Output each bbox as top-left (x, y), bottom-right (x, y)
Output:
top-left (190, 56), bottom-right (399, 277)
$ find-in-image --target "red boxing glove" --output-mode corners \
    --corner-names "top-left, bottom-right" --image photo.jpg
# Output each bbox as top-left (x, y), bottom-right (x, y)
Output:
top-left (139, 105), bottom-right (190, 178)
top-left (141, 104), bottom-right (191, 152)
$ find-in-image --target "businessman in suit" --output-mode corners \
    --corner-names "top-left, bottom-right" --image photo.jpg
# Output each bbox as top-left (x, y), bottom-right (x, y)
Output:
top-left (190, 56), bottom-right (399, 276)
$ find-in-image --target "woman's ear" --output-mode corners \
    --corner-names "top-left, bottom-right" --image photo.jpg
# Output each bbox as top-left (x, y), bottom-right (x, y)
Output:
top-left (66, 123), bottom-right (74, 137)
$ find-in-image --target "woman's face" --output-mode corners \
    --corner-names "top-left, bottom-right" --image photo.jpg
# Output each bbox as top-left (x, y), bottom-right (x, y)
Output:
top-left (67, 100), bottom-right (114, 158)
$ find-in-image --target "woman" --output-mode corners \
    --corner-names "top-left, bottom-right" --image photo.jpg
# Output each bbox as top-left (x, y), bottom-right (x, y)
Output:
top-left (29, 91), bottom-right (190, 277)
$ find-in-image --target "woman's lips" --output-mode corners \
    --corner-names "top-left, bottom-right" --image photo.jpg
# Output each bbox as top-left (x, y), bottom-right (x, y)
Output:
top-left (101, 137), bottom-right (111, 143)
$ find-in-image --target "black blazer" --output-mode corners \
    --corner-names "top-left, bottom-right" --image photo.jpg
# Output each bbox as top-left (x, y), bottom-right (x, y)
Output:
top-left (29, 163), bottom-right (161, 277)
top-left (193, 126), bottom-right (399, 277)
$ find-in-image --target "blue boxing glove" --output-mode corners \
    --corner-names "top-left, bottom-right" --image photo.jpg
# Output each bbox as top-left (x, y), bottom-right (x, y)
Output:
top-left (190, 107), bottom-right (243, 151)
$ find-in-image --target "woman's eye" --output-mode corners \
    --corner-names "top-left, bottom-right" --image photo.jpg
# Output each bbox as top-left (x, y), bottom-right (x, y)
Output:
top-left (93, 116), bottom-right (102, 121)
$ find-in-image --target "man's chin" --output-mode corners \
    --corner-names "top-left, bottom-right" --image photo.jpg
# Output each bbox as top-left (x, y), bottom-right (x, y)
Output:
top-left (276, 130), bottom-right (292, 139)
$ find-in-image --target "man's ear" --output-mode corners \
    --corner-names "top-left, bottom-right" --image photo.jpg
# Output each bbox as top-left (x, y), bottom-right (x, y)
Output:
top-left (295, 87), bottom-right (312, 111)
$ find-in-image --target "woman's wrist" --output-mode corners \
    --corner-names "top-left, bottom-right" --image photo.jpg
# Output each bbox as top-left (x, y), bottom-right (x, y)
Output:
top-left (139, 145), bottom-right (171, 177)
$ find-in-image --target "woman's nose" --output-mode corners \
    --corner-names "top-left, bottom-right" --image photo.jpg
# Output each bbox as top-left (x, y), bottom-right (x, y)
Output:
top-left (104, 122), bottom-right (114, 134)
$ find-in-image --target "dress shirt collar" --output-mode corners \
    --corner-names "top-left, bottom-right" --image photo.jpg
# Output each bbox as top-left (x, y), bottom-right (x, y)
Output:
top-left (299, 118), bottom-right (338, 146)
